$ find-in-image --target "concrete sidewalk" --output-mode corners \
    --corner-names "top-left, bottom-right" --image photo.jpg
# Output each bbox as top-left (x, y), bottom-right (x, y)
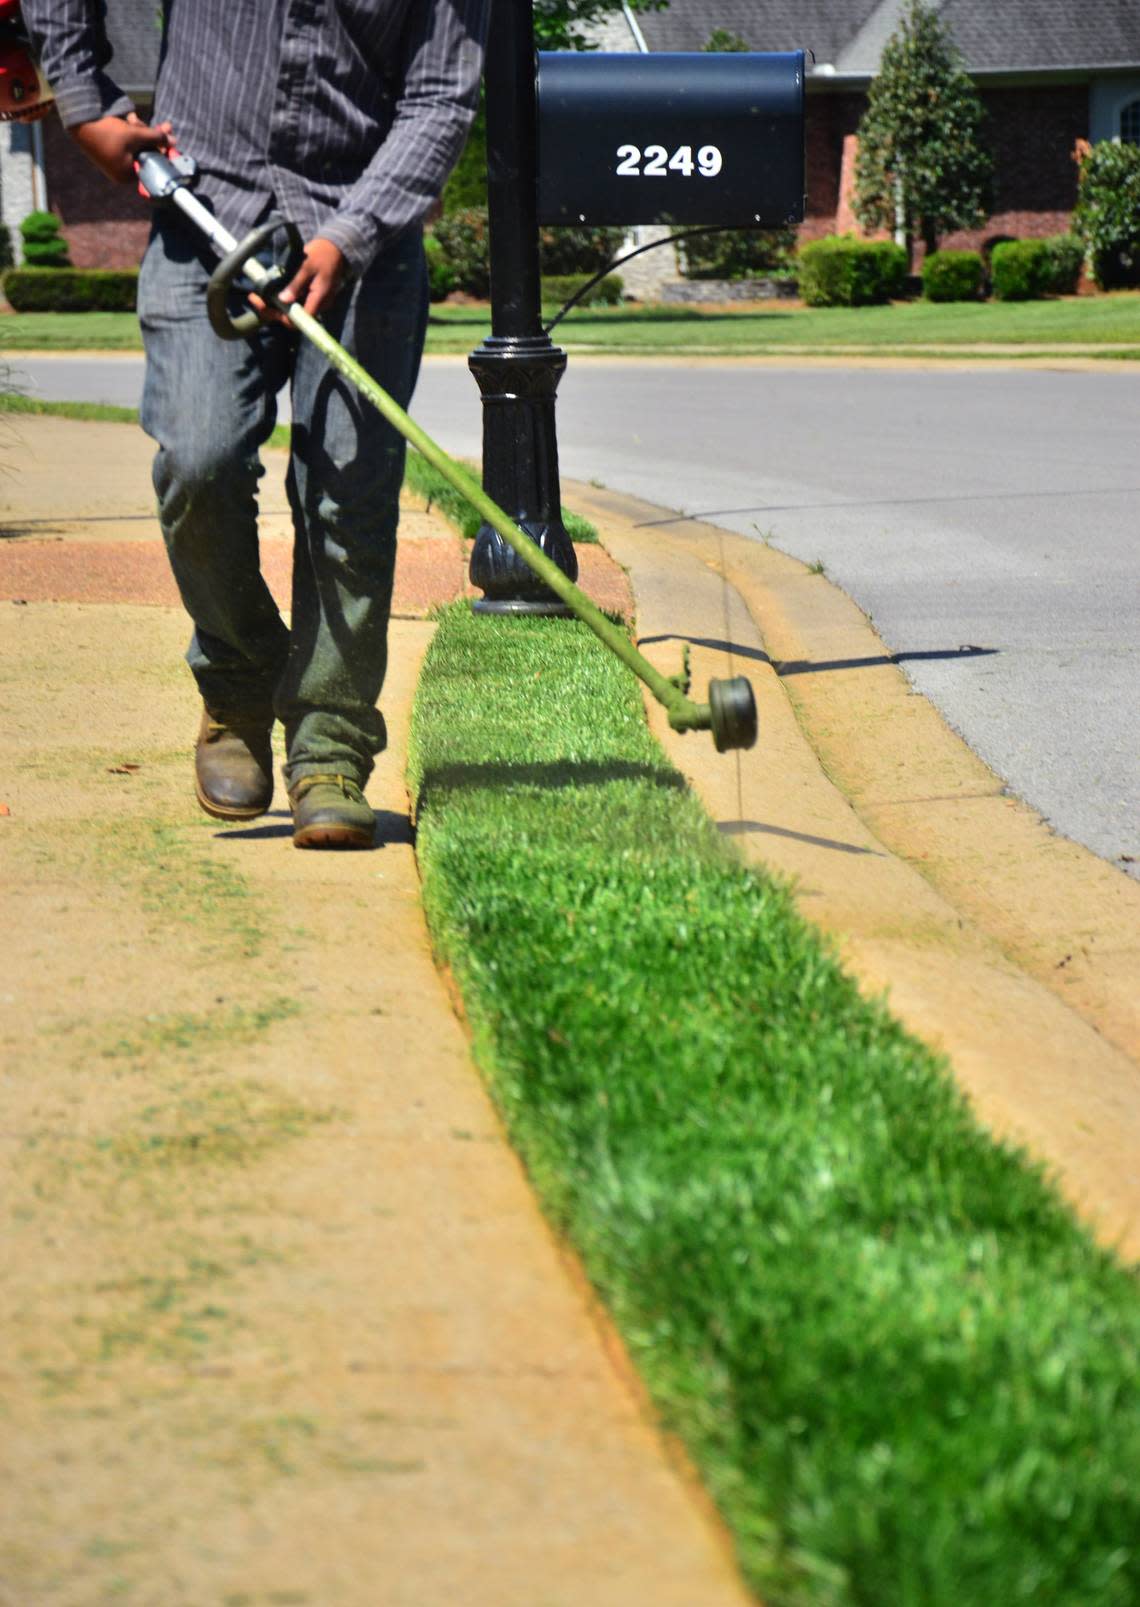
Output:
top-left (0, 418), bottom-right (745, 1607)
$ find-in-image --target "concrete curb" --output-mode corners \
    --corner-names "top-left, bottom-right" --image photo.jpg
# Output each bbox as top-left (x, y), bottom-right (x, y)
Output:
top-left (568, 479), bottom-right (1140, 1261)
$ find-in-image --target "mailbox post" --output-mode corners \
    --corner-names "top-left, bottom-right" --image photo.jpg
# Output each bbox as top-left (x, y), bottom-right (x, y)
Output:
top-left (468, 17), bottom-right (805, 612)
top-left (467, 0), bottom-right (577, 614)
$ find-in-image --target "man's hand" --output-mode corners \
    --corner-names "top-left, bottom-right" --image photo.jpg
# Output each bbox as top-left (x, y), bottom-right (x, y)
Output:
top-left (278, 238), bottom-right (347, 319)
top-left (70, 111), bottom-right (173, 184)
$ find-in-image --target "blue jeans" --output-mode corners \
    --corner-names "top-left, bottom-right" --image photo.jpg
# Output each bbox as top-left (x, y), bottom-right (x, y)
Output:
top-left (138, 214), bottom-right (428, 788)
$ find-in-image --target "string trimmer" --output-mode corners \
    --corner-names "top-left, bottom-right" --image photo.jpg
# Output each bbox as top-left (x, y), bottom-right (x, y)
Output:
top-left (136, 150), bottom-right (758, 753)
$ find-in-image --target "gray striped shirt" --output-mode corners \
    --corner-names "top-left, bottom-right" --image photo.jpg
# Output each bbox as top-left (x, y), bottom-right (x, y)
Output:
top-left (23, 0), bottom-right (489, 272)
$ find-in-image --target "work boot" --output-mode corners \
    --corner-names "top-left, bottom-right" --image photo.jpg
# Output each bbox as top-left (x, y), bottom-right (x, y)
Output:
top-left (288, 774), bottom-right (375, 850)
top-left (194, 705), bottom-right (274, 821)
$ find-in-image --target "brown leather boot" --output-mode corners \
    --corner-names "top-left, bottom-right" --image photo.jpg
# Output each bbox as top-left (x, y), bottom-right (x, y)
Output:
top-left (194, 706), bottom-right (274, 821)
top-left (288, 774), bottom-right (375, 849)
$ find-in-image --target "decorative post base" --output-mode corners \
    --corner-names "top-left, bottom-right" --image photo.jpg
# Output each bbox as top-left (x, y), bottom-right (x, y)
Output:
top-left (468, 334), bottom-right (578, 615)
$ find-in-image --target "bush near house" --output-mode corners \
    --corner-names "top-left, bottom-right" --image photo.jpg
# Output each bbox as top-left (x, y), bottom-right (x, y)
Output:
top-left (1041, 233), bottom-right (1085, 296)
top-left (19, 210), bottom-right (70, 268)
top-left (921, 248), bottom-right (983, 302)
top-left (3, 267), bottom-right (138, 311)
top-left (797, 235), bottom-right (908, 307)
top-left (541, 272), bottom-right (623, 308)
top-left (423, 234), bottom-right (455, 301)
top-left (991, 239), bottom-right (1050, 301)
top-left (1073, 140), bottom-right (1140, 289)
top-left (677, 225), bottom-right (797, 280)
top-left (429, 207), bottom-right (490, 297)
top-left (428, 207), bottom-right (625, 299)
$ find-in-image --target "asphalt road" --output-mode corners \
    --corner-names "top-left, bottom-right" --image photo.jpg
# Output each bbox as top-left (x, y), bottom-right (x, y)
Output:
top-left (7, 351), bottom-right (1138, 877)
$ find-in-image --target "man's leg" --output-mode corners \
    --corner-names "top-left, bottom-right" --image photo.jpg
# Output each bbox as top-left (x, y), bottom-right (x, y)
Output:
top-left (279, 228), bottom-right (428, 844)
top-left (138, 216), bottom-right (294, 817)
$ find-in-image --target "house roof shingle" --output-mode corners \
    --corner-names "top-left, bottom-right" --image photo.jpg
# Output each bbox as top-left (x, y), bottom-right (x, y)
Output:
top-left (637, 0), bottom-right (1140, 73)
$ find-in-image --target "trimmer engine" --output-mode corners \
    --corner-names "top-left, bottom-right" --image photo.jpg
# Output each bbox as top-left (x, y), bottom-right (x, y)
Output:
top-left (0, 0), bottom-right (53, 123)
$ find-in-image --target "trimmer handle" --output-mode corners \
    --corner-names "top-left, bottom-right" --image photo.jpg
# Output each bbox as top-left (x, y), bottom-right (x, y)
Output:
top-left (206, 217), bottom-right (304, 340)
top-left (136, 147), bottom-right (198, 202)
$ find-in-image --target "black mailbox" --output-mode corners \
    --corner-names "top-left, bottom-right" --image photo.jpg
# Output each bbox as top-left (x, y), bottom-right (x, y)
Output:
top-left (536, 50), bottom-right (805, 229)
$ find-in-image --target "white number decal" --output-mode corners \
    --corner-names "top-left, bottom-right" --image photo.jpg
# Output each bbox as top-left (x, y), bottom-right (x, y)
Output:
top-left (614, 143), bottom-right (724, 178)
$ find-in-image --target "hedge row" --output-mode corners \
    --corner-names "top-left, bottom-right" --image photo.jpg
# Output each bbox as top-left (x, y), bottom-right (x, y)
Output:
top-left (800, 233), bottom-right (1085, 307)
top-left (3, 267), bottom-right (138, 311)
top-left (797, 236), bottom-right (907, 307)
top-left (921, 249), bottom-right (983, 303)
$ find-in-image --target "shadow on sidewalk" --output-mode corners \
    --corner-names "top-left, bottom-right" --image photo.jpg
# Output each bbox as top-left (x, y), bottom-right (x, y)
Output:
top-left (213, 807), bottom-right (413, 848)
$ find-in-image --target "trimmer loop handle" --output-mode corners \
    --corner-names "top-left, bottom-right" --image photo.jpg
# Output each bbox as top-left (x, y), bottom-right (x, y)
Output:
top-left (206, 218), bottom-right (304, 340)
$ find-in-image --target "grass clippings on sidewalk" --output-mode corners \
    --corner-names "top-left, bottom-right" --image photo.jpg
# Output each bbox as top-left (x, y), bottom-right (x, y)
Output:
top-left (408, 603), bottom-right (1140, 1607)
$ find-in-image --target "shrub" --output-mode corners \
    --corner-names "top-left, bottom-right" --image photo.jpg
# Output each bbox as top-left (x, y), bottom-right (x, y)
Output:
top-left (921, 248), bottom-right (983, 302)
top-left (428, 206), bottom-right (489, 297)
top-left (423, 233), bottom-right (454, 301)
top-left (0, 223), bottom-right (13, 273)
top-left (797, 235), bottom-right (908, 306)
top-left (19, 209), bottom-right (70, 268)
top-left (429, 209), bottom-right (625, 299)
top-left (2, 267), bottom-right (138, 311)
top-left (677, 226), bottom-right (797, 280)
top-left (1073, 139), bottom-right (1140, 289)
top-left (538, 223), bottom-right (626, 275)
top-left (1041, 233), bottom-right (1084, 295)
top-left (990, 239), bottom-right (1050, 301)
top-left (541, 272), bottom-right (623, 308)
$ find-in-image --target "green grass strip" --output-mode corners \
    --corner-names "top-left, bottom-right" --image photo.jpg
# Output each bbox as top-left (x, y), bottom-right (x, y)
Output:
top-left (0, 391), bottom-right (293, 450)
top-left (0, 392), bottom-right (139, 424)
top-left (408, 602), bottom-right (1139, 1607)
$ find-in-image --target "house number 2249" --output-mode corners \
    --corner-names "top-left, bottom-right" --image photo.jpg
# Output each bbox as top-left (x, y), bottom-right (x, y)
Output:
top-left (615, 144), bottom-right (724, 178)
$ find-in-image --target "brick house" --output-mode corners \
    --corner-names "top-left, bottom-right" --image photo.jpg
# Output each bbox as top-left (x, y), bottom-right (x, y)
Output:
top-left (604, 0), bottom-right (1140, 258)
top-left (3, 0), bottom-right (1140, 269)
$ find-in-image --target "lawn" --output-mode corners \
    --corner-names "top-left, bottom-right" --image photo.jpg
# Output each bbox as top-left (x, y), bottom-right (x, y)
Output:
top-left (409, 602), bottom-right (1140, 1607)
top-left (3, 293), bottom-right (1140, 357)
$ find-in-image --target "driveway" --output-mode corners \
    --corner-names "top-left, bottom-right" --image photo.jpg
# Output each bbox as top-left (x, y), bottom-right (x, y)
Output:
top-left (7, 351), bottom-right (1138, 877)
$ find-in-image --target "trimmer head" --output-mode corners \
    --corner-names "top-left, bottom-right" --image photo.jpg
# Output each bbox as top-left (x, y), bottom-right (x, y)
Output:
top-left (708, 676), bottom-right (758, 753)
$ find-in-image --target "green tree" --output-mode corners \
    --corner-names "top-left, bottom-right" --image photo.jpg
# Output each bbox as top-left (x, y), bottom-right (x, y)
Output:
top-left (1072, 140), bottom-right (1140, 288)
top-left (703, 27), bottom-right (749, 53)
top-left (853, 0), bottom-right (990, 258)
top-left (533, 0), bottom-right (667, 52)
top-left (444, 0), bottom-right (669, 214)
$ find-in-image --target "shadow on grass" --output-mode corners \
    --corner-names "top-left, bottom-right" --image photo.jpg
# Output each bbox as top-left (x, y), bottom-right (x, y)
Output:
top-left (420, 757), bottom-right (685, 797)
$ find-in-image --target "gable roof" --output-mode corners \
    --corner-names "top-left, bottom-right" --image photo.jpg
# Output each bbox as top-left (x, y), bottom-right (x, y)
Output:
top-left (636, 0), bottom-right (1140, 74)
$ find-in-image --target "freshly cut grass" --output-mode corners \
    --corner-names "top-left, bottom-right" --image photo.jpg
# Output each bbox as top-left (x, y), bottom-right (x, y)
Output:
top-left (404, 449), bottom-right (598, 543)
top-left (408, 603), bottom-right (1140, 1607)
